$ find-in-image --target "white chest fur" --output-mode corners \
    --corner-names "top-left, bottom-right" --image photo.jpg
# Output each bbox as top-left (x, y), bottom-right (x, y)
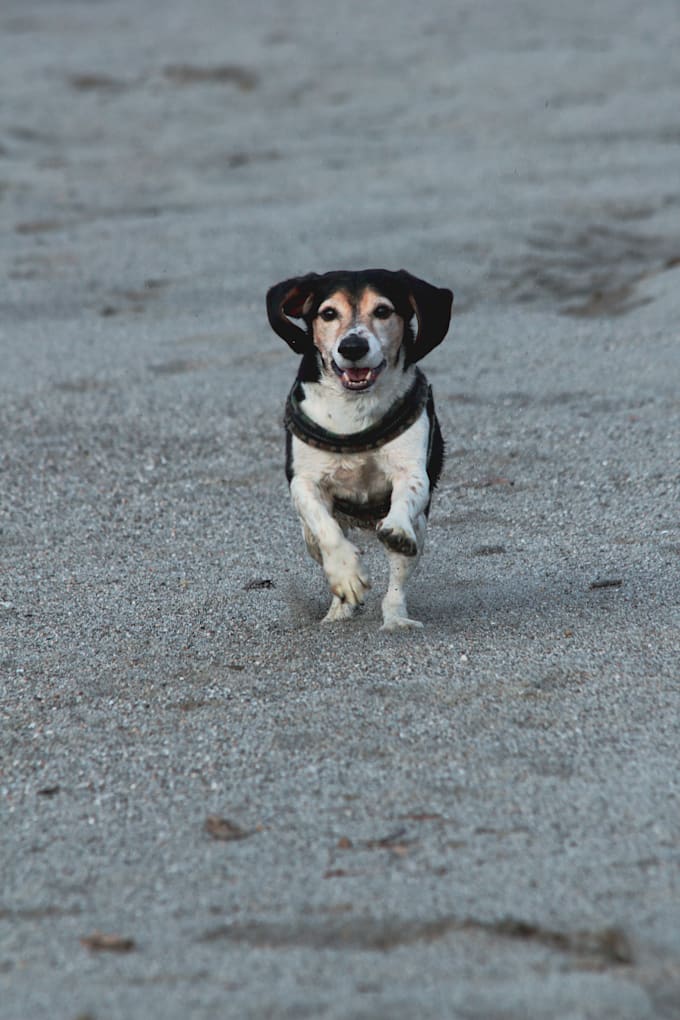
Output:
top-left (290, 408), bottom-right (430, 507)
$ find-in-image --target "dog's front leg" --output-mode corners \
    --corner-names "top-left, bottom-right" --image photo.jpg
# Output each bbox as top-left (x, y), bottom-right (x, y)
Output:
top-left (290, 477), bottom-right (371, 610)
top-left (377, 466), bottom-right (430, 558)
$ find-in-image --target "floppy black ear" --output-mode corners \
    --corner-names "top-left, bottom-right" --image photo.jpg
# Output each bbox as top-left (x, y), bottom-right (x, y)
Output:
top-left (266, 273), bottom-right (320, 354)
top-left (398, 270), bottom-right (453, 365)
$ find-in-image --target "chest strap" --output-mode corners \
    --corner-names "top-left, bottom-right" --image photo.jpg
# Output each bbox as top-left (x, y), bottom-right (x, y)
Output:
top-left (284, 368), bottom-right (430, 454)
top-left (332, 493), bottom-right (393, 521)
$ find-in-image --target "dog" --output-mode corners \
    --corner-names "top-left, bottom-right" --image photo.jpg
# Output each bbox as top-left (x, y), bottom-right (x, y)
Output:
top-left (267, 269), bottom-right (453, 630)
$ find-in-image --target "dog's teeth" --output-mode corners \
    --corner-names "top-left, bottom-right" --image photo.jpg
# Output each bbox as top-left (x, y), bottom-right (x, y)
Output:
top-left (342, 368), bottom-right (375, 390)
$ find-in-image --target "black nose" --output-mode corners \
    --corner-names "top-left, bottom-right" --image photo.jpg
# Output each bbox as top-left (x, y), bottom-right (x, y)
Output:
top-left (337, 333), bottom-right (370, 362)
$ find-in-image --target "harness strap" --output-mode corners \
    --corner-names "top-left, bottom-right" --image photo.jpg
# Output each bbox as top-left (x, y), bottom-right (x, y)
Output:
top-left (332, 494), bottom-right (393, 521)
top-left (284, 368), bottom-right (430, 454)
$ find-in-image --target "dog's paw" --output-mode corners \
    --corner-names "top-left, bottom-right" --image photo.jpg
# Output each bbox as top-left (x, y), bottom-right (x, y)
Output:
top-left (381, 614), bottom-right (424, 632)
top-left (323, 596), bottom-right (357, 623)
top-left (324, 543), bottom-right (371, 606)
top-left (377, 520), bottom-right (418, 558)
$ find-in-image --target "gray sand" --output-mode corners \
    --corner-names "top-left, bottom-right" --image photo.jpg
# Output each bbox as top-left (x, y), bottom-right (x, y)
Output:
top-left (1, 1), bottom-right (679, 1017)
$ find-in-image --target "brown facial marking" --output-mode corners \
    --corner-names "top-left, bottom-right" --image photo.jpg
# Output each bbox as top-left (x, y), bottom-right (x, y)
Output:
top-left (312, 289), bottom-right (355, 362)
top-left (312, 286), bottom-right (404, 368)
top-left (357, 287), bottom-right (403, 365)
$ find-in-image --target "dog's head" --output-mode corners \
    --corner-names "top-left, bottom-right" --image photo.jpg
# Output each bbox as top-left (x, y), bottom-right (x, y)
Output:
top-left (267, 269), bottom-right (453, 392)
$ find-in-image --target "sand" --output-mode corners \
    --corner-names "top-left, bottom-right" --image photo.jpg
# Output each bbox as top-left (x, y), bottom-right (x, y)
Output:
top-left (1, 1), bottom-right (679, 1016)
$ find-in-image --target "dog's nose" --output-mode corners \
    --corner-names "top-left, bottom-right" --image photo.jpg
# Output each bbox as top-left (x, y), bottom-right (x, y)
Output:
top-left (337, 333), bottom-right (370, 362)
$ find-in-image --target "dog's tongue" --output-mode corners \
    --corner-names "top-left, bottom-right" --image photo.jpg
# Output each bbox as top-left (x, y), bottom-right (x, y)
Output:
top-left (345, 367), bottom-right (371, 382)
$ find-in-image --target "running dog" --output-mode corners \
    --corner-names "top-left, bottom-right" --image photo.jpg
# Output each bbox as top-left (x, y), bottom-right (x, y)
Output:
top-left (267, 269), bottom-right (453, 630)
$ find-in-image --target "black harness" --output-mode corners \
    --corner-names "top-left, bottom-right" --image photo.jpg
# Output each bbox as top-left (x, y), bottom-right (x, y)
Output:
top-left (284, 368), bottom-right (431, 455)
top-left (284, 369), bottom-right (438, 524)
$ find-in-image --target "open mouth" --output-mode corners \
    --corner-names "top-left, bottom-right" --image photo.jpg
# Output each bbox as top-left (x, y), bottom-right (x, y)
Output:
top-left (331, 359), bottom-right (385, 391)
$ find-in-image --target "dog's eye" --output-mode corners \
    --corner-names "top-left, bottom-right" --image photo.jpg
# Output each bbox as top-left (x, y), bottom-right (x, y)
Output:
top-left (373, 304), bottom-right (393, 319)
top-left (319, 307), bottom-right (338, 322)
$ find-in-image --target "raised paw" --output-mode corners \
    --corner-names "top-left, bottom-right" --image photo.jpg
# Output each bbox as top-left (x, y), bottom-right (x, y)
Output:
top-left (377, 522), bottom-right (418, 558)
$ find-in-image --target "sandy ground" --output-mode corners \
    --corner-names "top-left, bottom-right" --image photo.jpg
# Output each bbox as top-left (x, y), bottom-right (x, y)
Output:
top-left (1, 1), bottom-right (680, 1017)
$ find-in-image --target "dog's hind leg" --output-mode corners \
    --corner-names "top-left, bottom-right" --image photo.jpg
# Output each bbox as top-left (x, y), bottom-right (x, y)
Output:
top-left (380, 514), bottom-right (426, 631)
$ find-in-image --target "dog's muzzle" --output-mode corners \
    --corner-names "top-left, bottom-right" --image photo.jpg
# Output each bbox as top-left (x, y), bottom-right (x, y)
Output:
top-left (332, 333), bottom-right (385, 391)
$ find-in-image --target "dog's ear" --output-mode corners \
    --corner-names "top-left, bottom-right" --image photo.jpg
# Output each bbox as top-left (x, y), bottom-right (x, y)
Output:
top-left (397, 270), bottom-right (453, 365)
top-left (266, 274), bottom-right (320, 354)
